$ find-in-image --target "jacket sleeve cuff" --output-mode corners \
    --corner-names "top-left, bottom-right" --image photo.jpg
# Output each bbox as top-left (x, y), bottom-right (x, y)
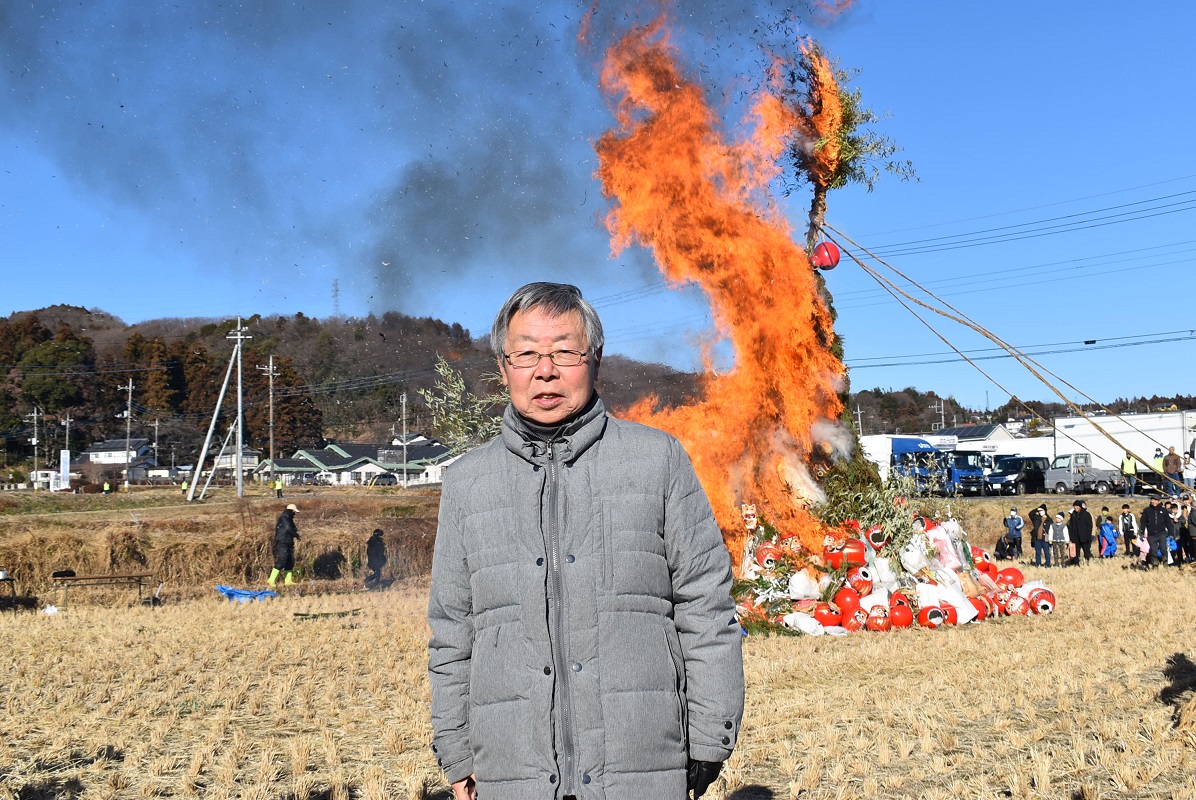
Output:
top-left (431, 736), bottom-right (473, 785)
top-left (441, 755), bottom-right (474, 786)
top-left (688, 712), bottom-right (738, 762)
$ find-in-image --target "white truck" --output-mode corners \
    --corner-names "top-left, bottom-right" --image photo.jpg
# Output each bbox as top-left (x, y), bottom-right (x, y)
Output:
top-left (1051, 410), bottom-right (1196, 493)
top-left (1043, 452), bottom-right (1123, 496)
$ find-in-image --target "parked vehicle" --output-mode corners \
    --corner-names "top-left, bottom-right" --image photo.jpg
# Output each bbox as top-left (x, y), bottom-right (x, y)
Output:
top-left (1052, 410), bottom-right (1196, 494)
top-left (942, 450), bottom-right (987, 496)
top-left (1044, 452), bottom-right (1123, 495)
top-left (987, 456), bottom-right (1049, 495)
top-left (371, 473), bottom-right (398, 486)
top-left (859, 435), bottom-right (946, 493)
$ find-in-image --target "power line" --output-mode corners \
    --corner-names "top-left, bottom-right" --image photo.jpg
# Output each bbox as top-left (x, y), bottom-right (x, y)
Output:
top-left (848, 173), bottom-right (1196, 238)
top-left (860, 189), bottom-right (1196, 255)
top-left (846, 331), bottom-right (1196, 370)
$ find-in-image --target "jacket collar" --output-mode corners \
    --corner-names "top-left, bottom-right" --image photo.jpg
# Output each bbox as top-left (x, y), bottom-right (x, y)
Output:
top-left (502, 394), bottom-right (607, 466)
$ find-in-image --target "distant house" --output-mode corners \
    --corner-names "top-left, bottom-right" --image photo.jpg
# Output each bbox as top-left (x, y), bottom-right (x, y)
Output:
top-left (213, 447), bottom-right (262, 471)
top-left (79, 438), bottom-right (153, 466)
top-left (924, 424), bottom-right (1016, 453)
top-left (254, 437), bottom-right (456, 486)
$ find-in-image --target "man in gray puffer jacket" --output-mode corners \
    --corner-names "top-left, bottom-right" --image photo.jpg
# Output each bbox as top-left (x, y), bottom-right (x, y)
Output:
top-left (428, 283), bottom-right (744, 800)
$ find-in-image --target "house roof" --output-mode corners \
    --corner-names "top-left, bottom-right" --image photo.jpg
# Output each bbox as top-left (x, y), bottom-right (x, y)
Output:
top-left (933, 424), bottom-right (1004, 440)
top-left (83, 438), bottom-right (151, 453)
top-left (253, 438), bottom-right (451, 475)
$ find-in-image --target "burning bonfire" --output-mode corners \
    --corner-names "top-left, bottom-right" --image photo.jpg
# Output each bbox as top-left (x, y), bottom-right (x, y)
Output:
top-left (594, 20), bottom-right (847, 564)
top-left (592, 19), bottom-right (1057, 633)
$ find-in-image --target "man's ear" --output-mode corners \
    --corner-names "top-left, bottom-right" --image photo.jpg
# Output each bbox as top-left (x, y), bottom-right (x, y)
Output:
top-left (498, 356), bottom-right (510, 387)
top-left (591, 347), bottom-right (602, 384)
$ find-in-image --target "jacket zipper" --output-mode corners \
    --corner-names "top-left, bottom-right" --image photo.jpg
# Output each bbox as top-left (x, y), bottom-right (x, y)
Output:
top-left (547, 443), bottom-right (576, 794)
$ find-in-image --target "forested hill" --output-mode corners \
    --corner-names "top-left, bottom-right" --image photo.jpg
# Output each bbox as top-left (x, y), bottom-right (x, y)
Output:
top-left (3, 305), bottom-right (1192, 466)
top-left (0, 305), bottom-right (698, 463)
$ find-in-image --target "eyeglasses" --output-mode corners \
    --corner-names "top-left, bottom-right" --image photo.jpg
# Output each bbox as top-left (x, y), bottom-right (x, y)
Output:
top-left (503, 349), bottom-right (589, 368)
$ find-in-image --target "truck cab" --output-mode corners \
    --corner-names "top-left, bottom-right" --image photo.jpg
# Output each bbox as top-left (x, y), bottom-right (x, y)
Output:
top-left (1045, 453), bottom-right (1122, 495)
top-left (942, 450), bottom-right (987, 496)
top-left (859, 436), bottom-right (946, 494)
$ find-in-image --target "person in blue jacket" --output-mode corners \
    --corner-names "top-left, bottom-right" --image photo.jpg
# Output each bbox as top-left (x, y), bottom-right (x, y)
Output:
top-left (1099, 515), bottom-right (1118, 557)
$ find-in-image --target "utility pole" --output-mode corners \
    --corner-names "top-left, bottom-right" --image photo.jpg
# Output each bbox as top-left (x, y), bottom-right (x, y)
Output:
top-left (332, 279), bottom-right (341, 317)
top-left (123, 378), bottom-right (135, 491)
top-left (26, 407), bottom-right (40, 489)
top-left (227, 319), bottom-right (252, 498)
top-left (401, 392), bottom-right (408, 489)
top-left (257, 355), bottom-right (279, 486)
top-left (152, 419), bottom-right (160, 472)
top-left (61, 412), bottom-right (72, 453)
top-left (853, 405), bottom-right (864, 435)
top-left (189, 346), bottom-right (238, 502)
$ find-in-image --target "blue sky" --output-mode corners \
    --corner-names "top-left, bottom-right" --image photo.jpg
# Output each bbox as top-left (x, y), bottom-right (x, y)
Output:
top-left (2, 1), bottom-right (1193, 411)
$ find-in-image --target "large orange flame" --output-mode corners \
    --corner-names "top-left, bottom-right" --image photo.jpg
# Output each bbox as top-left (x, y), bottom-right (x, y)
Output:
top-left (787, 41), bottom-right (842, 189)
top-left (595, 21), bottom-right (847, 564)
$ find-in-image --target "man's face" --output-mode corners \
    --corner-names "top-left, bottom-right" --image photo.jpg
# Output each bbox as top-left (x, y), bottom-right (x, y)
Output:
top-left (499, 307), bottom-right (598, 425)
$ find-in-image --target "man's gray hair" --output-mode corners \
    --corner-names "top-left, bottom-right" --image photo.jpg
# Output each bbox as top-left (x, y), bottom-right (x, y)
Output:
top-left (491, 282), bottom-right (604, 360)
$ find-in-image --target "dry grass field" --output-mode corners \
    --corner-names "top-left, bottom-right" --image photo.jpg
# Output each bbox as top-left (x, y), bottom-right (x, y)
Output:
top-left (4, 489), bottom-right (1196, 799)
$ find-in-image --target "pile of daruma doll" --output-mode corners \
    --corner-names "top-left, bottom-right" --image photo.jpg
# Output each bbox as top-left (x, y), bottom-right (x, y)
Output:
top-left (733, 506), bottom-right (1057, 635)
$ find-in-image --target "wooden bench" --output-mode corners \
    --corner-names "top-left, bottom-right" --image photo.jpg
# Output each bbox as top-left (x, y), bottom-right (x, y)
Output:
top-left (50, 572), bottom-right (155, 607)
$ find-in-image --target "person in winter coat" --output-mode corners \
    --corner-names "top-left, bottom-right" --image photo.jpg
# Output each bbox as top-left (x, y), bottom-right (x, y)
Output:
top-left (1164, 447), bottom-right (1185, 497)
top-left (1119, 503), bottom-right (1140, 557)
top-left (1047, 513), bottom-right (1070, 567)
top-left (427, 283), bottom-right (744, 800)
top-left (1004, 508), bottom-right (1024, 559)
top-left (1183, 494), bottom-right (1196, 563)
top-left (1068, 500), bottom-right (1094, 565)
top-left (1140, 495), bottom-right (1171, 567)
top-left (1167, 502), bottom-right (1185, 566)
top-left (269, 503), bottom-right (300, 586)
top-left (1029, 504), bottom-right (1050, 567)
top-left (1099, 516), bottom-right (1118, 557)
top-left (365, 528), bottom-right (388, 589)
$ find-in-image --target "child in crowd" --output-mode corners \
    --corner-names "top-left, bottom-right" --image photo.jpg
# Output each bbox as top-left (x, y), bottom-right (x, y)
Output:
top-left (1099, 515), bottom-right (1118, 557)
top-left (1047, 512), bottom-right (1070, 567)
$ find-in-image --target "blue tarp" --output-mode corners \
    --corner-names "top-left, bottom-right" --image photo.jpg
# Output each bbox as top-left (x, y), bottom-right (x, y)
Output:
top-left (215, 585), bottom-right (279, 603)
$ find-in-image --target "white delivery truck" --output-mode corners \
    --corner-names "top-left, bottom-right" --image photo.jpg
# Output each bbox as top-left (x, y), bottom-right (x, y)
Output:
top-left (1050, 410), bottom-right (1196, 491)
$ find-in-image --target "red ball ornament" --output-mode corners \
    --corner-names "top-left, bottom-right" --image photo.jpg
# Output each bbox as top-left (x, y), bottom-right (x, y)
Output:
top-left (996, 567), bottom-right (1025, 590)
top-left (865, 605), bottom-right (892, 632)
top-left (970, 546), bottom-right (993, 565)
top-left (968, 596), bottom-right (988, 622)
top-left (916, 606), bottom-right (946, 628)
top-left (889, 604), bottom-right (914, 628)
top-left (813, 602), bottom-right (841, 627)
top-left (1028, 588), bottom-right (1057, 615)
top-left (822, 541), bottom-right (846, 570)
top-left (754, 542), bottom-right (783, 570)
top-left (940, 604), bottom-right (959, 626)
top-left (811, 241), bottom-right (841, 270)
top-left (840, 607), bottom-right (868, 632)
top-left (842, 539), bottom-right (868, 567)
top-left (834, 586), bottom-right (861, 614)
top-left (1005, 594), bottom-right (1032, 616)
top-left (846, 566), bottom-right (874, 597)
top-left (990, 590), bottom-right (1012, 615)
top-left (865, 524), bottom-right (888, 550)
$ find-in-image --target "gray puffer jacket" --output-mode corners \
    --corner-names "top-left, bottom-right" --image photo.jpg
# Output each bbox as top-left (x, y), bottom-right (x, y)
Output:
top-left (428, 397), bottom-right (744, 800)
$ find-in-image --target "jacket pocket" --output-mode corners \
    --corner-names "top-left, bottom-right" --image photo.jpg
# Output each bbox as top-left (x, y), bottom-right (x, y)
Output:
top-left (662, 623), bottom-right (688, 750)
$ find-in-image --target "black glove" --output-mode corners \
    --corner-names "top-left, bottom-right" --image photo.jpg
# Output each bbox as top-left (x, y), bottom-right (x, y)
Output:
top-left (686, 759), bottom-right (723, 799)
